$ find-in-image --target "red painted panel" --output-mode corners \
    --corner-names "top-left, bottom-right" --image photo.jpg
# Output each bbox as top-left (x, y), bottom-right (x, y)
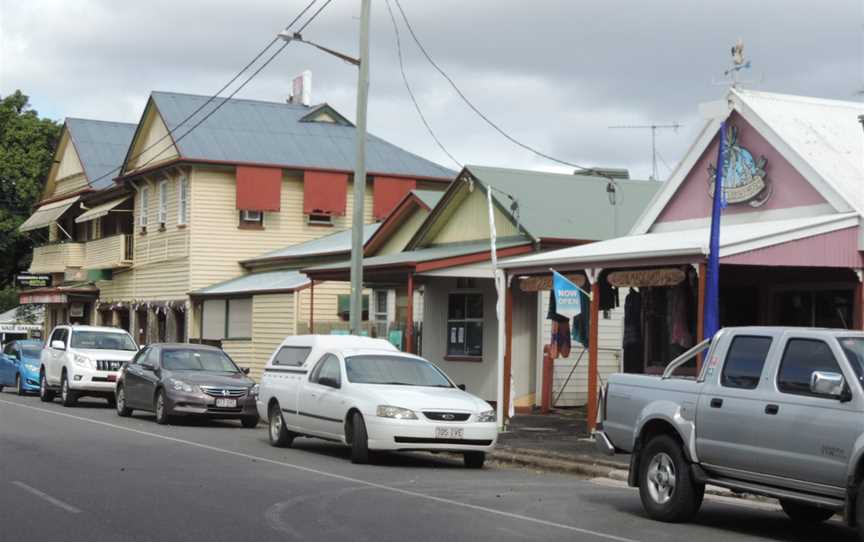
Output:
top-left (373, 176), bottom-right (416, 220)
top-left (722, 226), bottom-right (864, 268)
top-left (303, 171), bottom-right (348, 216)
top-left (236, 166), bottom-right (282, 211)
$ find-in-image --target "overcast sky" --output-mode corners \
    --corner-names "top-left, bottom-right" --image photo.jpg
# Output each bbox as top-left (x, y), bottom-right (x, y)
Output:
top-left (1, 0), bottom-right (862, 180)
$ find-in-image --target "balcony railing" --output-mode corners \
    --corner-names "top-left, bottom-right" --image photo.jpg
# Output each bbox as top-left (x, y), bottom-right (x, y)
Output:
top-left (84, 234), bottom-right (133, 270)
top-left (29, 242), bottom-right (85, 273)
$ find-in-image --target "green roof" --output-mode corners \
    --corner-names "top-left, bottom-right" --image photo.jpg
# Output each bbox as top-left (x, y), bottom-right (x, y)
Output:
top-left (412, 189), bottom-right (444, 209)
top-left (465, 165), bottom-right (660, 241)
top-left (190, 270), bottom-right (309, 297)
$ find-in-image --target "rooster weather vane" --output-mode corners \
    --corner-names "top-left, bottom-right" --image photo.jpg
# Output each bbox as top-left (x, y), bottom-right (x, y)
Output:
top-left (724, 39), bottom-right (752, 87)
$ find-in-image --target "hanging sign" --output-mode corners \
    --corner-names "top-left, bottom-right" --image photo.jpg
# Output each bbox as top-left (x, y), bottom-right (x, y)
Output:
top-left (551, 271), bottom-right (583, 320)
top-left (16, 273), bottom-right (52, 288)
top-left (707, 124), bottom-right (771, 207)
top-left (520, 273), bottom-right (585, 292)
top-left (607, 268), bottom-right (686, 288)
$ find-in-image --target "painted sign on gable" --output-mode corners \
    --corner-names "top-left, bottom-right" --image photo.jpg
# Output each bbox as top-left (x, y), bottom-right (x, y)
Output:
top-left (708, 124), bottom-right (772, 207)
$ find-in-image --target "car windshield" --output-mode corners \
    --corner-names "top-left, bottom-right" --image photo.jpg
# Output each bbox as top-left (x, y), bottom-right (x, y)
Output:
top-left (840, 338), bottom-right (864, 383)
top-left (162, 348), bottom-right (240, 373)
top-left (70, 331), bottom-right (137, 351)
top-left (21, 345), bottom-right (42, 358)
top-left (345, 355), bottom-right (453, 387)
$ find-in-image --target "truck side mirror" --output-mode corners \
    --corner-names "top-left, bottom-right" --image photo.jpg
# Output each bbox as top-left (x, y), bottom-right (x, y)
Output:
top-left (51, 340), bottom-right (66, 351)
top-left (810, 371), bottom-right (846, 399)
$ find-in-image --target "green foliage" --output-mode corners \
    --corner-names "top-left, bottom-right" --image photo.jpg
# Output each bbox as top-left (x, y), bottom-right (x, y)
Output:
top-left (0, 90), bottom-right (61, 291)
top-left (0, 286), bottom-right (20, 314)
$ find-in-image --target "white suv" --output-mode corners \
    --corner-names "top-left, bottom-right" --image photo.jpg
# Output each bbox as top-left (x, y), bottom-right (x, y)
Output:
top-left (40, 325), bottom-right (139, 407)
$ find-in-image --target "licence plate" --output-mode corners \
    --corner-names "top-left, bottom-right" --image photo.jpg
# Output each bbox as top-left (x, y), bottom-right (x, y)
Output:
top-left (215, 398), bottom-right (237, 408)
top-left (435, 427), bottom-right (464, 439)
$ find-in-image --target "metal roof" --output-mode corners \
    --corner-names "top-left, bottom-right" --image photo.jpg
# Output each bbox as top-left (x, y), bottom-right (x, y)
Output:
top-left (305, 236), bottom-right (531, 273)
top-left (19, 195), bottom-right (80, 232)
top-left (412, 189), bottom-right (444, 209)
top-left (149, 92), bottom-right (455, 180)
top-left (465, 165), bottom-right (661, 241)
top-left (0, 305), bottom-right (44, 325)
top-left (190, 270), bottom-right (310, 297)
top-left (75, 196), bottom-right (129, 223)
top-left (244, 223), bottom-right (381, 264)
top-left (65, 118), bottom-right (137, 190)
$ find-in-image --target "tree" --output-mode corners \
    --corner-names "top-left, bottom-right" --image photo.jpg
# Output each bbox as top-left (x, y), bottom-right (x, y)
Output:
top-left (0, 91), bottom-right (61, 312)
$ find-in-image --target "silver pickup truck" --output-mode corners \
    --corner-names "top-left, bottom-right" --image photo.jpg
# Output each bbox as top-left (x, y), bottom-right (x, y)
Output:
top-left (596, 327), bottom-right (864, 536)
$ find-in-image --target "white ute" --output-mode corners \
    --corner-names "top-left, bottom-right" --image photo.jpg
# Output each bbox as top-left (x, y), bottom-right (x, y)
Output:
top-left (257, 335), bottom-right (498, 468)
top-left (40, 325), bottom-right (139, 407)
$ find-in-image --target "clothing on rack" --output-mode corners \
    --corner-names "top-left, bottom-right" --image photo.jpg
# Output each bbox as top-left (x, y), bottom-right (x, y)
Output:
top-left (598, 271), bottom-right (620, 312)
top-left (623, 289), bottom-right (643, 373)
top-left (571, 289), bottom-right (591, 348)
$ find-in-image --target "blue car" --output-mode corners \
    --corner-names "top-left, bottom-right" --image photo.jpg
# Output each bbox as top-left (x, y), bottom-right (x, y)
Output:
top-left (0, 339), bottom-right (44, 395)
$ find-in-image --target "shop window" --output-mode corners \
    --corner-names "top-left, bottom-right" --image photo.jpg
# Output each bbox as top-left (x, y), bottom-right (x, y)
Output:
top-left (227, 298), bottom-right (252, 339)
top-left (178, 177), bottom-right (188, 226)
top-left (239, 210), bottom-right (264, 229)
top-left (202, 299), bottom-right (226, 340)
top-left (337, 294), bottom-right (369, 321)
top-left (777, 339), bottom-right (842, 397)
top-left (157, 180), bottom-right (168, 227)
top-left (374, 290), bottom-right (389, 322)
top-left (447, 293), bottom-right (483, 358)
top-left (720, 335), bottom-right (772, 390)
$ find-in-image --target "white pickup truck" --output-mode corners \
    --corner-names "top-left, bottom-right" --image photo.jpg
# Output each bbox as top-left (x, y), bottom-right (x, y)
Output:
top-left (597, 326), bottom-right (864, 537)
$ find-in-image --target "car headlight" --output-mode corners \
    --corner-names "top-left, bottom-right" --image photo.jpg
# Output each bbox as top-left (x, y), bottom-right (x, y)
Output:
top-left (23, 363), bottom-right (39, 372)
top-left (73, 354), bottom-right (92, 368)
top-left (376, 405), bottom-right (418, 420)
top-left (477, 409), bottom-right (496, 423)
top-left (169, 379), bottom-right (195, 393)
top-left (250, 384), bottom-right (259, 397)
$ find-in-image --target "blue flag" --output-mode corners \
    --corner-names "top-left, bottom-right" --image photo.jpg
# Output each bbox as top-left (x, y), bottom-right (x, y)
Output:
top-left (704, 122), bottom-right (727, 341)
top-left (552, 270), bottom-right (582, 320)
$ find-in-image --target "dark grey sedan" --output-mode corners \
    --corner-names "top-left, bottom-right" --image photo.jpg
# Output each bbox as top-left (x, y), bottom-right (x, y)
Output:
top-left (114, 343), bottom-right (259, 428)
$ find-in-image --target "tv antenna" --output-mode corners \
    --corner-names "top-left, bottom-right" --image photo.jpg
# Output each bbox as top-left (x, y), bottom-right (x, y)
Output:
top-left (608, 123), bottom-right (682, 180)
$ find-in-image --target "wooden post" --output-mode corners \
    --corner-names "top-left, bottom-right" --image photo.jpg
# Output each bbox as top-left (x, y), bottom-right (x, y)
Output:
top-left (406, 272), bottom-right (414, 353)
top-left (587, 278), bottom-right (601, 433)
top-left (309, 281), bottom-right (315, 334)
top-left (541, 345), bottom-right (554, 414)
top-left (696, 262), bottom-right (707, 371)
top-left (503, 283), bottom-right (514, 420)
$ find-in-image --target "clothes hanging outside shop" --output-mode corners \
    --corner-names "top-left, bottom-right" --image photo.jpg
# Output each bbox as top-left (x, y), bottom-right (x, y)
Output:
top-left (547, 274), bottom-right (591, 357)
top-left (623, 289), bottom-right (643, 373)
top-left (571, 288), bottom-right (591, 349)
top-left (547, 290), bottom-right (571, 358)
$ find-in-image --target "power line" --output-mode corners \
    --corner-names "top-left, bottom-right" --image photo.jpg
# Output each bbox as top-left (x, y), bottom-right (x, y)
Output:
top-left (392, 0), bottom-right (599, 175)
top-left (297, 0), bottom-right (332, 33)
top-left (384, 0), bottom-right (461, 168)
top-left (85, 0), bottom-right (324, 189)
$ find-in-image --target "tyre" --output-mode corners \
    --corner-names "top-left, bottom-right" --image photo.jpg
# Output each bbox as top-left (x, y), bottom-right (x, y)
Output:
top-left (268, 403), bottom-right (294, 447)
top-left (856, 484), bottom-right (864, 541)
top-left (154, 389), bottom-right (170, 425)
top-left (241, 414), bottom-right (260, 428)
top-left (464, 451), bottom-right (486, 469)
top-left (115, 385), bottom-right (133, 417)
top-left (638, 435), bottom-right (704, 523)
top-left (0, 384), bottom-right (4, 392)
top-left (349, 412), bottom-right (370, 464)
top-left (39, 371), bottom-right (55, 402)
top-left (16, 375), bottom-right (25, 396)
top-left (60, 372), bottom-right (77, 407)
top-left (779, 499), bottom-right (834, 523)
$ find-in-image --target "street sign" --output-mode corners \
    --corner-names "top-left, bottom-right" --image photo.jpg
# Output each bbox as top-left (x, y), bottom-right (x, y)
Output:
top-left (16, 273), bottom-right (52, 288)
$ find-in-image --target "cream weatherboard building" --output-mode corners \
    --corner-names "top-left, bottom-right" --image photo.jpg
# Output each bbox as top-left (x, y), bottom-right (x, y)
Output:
top-left (20, 92), bottom-right (454, 370)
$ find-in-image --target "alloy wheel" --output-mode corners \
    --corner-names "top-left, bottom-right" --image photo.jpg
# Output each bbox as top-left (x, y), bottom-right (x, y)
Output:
top-left (646, 452), bottom-right (677, 505)
top-left (270, 409), bottom-right (282, 441)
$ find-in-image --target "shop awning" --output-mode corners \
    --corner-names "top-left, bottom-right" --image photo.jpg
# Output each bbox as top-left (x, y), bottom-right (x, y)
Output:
top-left (18, 196), bottom-right (80, 232)
top-left (189, 270), bottom-right (310, 298)
top-left (75, 197), bottom-right (129, 223)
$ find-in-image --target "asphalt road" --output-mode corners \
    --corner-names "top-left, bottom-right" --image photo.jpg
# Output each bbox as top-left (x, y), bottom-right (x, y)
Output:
top-left (0, 390), bottom-right (857, 542)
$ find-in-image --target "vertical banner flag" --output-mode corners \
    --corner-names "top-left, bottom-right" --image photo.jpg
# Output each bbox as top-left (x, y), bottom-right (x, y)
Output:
top-left (552, 270), bottom-right (582, 320)
top-left (704, 122), bottom-right (727, 341)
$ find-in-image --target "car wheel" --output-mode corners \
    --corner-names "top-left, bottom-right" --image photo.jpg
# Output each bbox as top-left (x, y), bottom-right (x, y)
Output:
top-left (60, 372), bottom-right (77, 407)
top-left (780, 499), bottom-right (834, 524)
top-left (241, 414), bottom-right (260, 429)
top-left (463, 451), bottom-right (486, 469)
top-left (154, 389), bottom-right (170, 425)
top-left (115, 385), bottom-right (133, 417)
top-left (638, 435), bottom-right (704, 523)
top-left (268, 403), bottom-right (294, 447)
top-left (349, 412), bottom-right (370, 464)
top-left (16, 374), bottom-right (24, 396)
top-left (39, 371), bottom-right (55, 402)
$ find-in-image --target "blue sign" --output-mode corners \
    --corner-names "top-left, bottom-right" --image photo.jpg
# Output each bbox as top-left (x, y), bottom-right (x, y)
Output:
top-left (552, 271), bottom-right (582, 320)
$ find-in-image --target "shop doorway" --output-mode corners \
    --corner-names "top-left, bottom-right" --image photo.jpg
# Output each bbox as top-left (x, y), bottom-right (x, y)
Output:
top-left (118, 310), bottom-right (130, 333)
top-left (174, 308), bottom-right (186, 342)
top-left (136, 309), bottom-right (148, 345)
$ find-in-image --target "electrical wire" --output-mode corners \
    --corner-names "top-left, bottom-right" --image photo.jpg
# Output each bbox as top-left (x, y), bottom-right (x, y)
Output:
top-left (384, 0), bottom-right (461, 168)
top-left (392, 0), bottom-right (602, 176)
top-left (84, 0), bottom-right (323, 188)
top-left (297, 0), bottom-right (332, 33)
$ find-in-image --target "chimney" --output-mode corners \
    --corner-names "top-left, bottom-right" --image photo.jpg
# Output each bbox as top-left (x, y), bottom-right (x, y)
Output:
top-left (288, 70), bottom-right (312, 107)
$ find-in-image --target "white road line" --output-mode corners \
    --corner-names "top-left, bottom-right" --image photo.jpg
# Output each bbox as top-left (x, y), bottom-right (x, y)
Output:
top-left (11, 481), bottom-right (82, 514)
top-left (0, 398), bottom-right (641, 542)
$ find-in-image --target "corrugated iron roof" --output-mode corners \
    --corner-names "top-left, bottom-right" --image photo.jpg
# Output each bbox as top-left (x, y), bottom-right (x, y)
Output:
top-left (244, 223), bottom-right (381, 264)
top-left (65, 118), bottom-right (137, 190)
top-left (465, 166), bottom-right (661, 241)
top-left (190, 270), bottom-right (309, 297)
top-left (411, 189), bottom-right (444, 210)
top-left (149, 92), bottom-right (455, 180)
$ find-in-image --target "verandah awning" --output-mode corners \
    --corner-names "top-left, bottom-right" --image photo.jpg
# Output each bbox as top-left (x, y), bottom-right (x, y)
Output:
top-left (75, 197), bottom-right (129, 223)
top-left (18, 195), bottom-right (80, 232)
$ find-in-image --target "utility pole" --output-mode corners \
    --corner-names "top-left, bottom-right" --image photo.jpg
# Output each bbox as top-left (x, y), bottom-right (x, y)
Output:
top-left (608, 123), bottom-right (681, 181)
top-left (349, 0), bottom-right (371, 333)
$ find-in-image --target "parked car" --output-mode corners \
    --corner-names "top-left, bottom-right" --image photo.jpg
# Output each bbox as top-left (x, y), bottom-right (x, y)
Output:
top-left (257, 335), bottom-right (498, 468)
top-left (596, 327), bottom-right (864, 536)
top-left (115, 343), bottom-right (259, 427)
top-left (0, 339), bottom-right (44, 395)
top-left (40, 325), bottom-right (139, 407)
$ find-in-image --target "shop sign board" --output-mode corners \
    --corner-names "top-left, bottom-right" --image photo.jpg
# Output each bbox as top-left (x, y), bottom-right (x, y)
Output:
top-left (65, 268), bottom-right (88, 282)
top-left (0, 324), bottom-right (42, 333)
top-left (20, 293), bottom-right (67, 305)
top-left (551, 271), bottom-right (583, 320)
top-left (708, 123), bottom-right (772, 207)
top-left (16, 273), bottom-right (52, 288)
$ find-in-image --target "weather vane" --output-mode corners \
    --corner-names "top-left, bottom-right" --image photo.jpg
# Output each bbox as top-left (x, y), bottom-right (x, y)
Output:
top-left (724, 39), bottom-right (752, 88)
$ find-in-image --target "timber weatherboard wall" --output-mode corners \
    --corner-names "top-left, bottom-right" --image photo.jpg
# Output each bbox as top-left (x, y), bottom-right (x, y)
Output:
top-left (48, 131), bottom-right (88, 197)
top-left (374, 207), bottom-right (430, 256)
top-left (125, 106), bottom-right (179, 172)
top-left (419, 186), bottom-right (518, 247)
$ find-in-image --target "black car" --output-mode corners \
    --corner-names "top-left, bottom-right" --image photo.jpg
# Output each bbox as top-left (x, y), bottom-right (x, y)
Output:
top-left (115, 343), bottom-right (259, 427)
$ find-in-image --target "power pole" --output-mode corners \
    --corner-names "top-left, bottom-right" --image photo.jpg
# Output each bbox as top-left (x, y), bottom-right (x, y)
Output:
top-left (349, 0), bottom-right (371, 334)
top-left (608, 123), bottom-right (681, 181)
